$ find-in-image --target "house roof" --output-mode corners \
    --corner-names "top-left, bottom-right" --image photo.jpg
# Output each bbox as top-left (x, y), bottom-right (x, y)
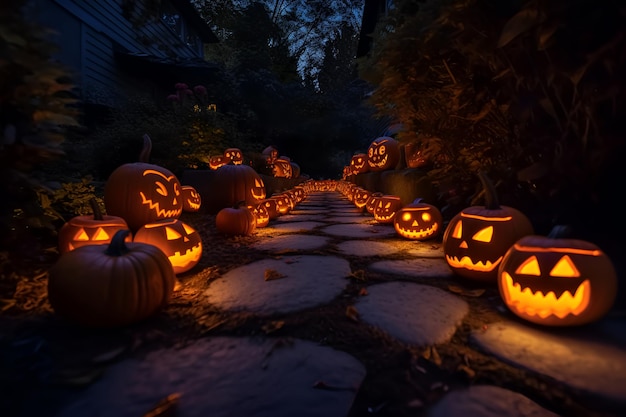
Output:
top-left (172, 0), bottom-right (219, 43)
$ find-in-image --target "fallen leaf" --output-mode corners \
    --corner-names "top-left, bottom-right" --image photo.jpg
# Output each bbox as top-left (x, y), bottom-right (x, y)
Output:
top-left (358, 287), bottom-right (368, 296)
top-left (345, 305), bottom-right (360, 322)
top-left (264, 269), bottom-right (286, 281)
top-left (457, 364), bottom-right (476, 378)
top-left (262, 320), bottom-right (285, 334)
top-left (349, 270), bottom-right (366, 281)
top-left (143, 392), bottom-right (181, 417)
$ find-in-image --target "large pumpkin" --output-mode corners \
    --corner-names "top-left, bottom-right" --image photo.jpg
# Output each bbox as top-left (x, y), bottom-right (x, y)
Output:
top-left (393, 198), bottom-right (442, 240)
top-left (205, 164), bottom-right (267, 214)
top-left (350, 153), bottom-right (369, 175)
top-left (373, 195), bottom-right (403, 224)
top-left (367, 136), bottom-right (400, 171)
top-left (497, 225), bottom-right (618, 326)
top-left (443, 171), bottom-right (534, 282)
top-left (104, 134), bottom-right (182, 232)
top-left (216, 203), bottom-right (257, 236)
top-left (47, 230), bottom-right (175, 327)
top-left (134, 218), bottom-right (202, 274)
top-left (58, 198), bottom-right (130, 253)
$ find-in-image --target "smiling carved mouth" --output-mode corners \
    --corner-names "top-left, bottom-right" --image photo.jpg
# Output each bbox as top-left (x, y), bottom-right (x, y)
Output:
top-left (445, 255), bottom-right (502, 272)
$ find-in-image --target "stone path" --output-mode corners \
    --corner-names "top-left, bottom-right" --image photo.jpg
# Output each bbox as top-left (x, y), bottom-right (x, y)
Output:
top-left (54, 188), bottom-right (626, 417)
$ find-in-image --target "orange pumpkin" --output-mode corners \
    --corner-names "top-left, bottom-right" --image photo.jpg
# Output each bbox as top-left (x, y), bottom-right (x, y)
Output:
top-left (367, 136), bottom-right (400, 171)
top-left (209, 155), bottom-right (228, 170)
top-left (249, 201), bottom-right (270, 228)
top-left (373, 195), bottom-right (403, 224)
top-left (206, 164), bottom-right (267, 214)
top-left (393, 198), bottom-right (442, 240)
top-left (350, 153), bottom-right (369, 174)
top-left (181, 185), bottom-right (202, 212)
top-left (216, 203), bottom-right (257, 236)
top-left (224, 148), bottom-right (243, 165)
top-left (273, 156), bottom-right (293, 178)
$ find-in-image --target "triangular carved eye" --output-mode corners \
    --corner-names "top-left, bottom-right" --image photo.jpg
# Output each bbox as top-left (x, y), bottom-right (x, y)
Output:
top-left (156, 181), bottom-right (168, 196)
top-left (515, 256), bottom-right (541, 276)
top-left (182, 223), bottom-right (195, 235)
top-left (472, 226), bottom-right (493, 242)
top-left (92, 228), bottom-right (110, 241)
top-left (74, 229), bottom-right (89, 241)
top-left (166, 226), bottom-right (182, 240)
top-left (451, 221), bottom-right (462, 239)
top-left (550, 255), bottom-right (580, 277)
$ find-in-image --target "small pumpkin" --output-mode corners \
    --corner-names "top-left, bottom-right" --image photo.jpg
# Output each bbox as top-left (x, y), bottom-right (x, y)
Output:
top-left (209, 155), bottom-right (228, 170)
top-left (273, 156), bottom-right (293, 179)
top-left (216, 202), bottom-right (257, 236)
top-left (134, 218), bottom-right (202, 274)
top-left (58, 198), bottom-right (131, 253)
top-left (249, 201), bottom-right (270, 228)
top-left (393, 198), bottom-right (442, 240)
top-left (497, 225), bottom-right (618, 326)
top-left (350, 153), bottom-right (369, 174)
top-left (181, 185), bottom-right (202, 212)
top-left (224, 148), bottom-right (243, 165)
top-left (367, 136), bottom-right (400, 171)
top-left (366, 192), bottom-right (384, 216)
top-left (47, 230), bottom-right (175, 328)
top-left (104, 134), bottom-right (182, 232)
top-left (373, 195), bottom-right (403, 224)
top-left (353, 187), bottom-right (372, 211)
top-left (443, 171), bottom-right (534, 282)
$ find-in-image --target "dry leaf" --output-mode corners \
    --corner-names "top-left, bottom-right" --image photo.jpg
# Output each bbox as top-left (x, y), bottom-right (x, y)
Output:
top-left (143, 392), bottom-right (181, 417)
top-left (349, 270), bottom-right (366, 281)
top-left (345, 305), bottom-right (360, 322)
top-left (358, 287), bottom-right (368, 296)
top-left (457, 364), bottom-right (476, 378)
top-left (261, 320), bottom-right (285, 334)
top-left (264, 269), bottom-right (286, 281)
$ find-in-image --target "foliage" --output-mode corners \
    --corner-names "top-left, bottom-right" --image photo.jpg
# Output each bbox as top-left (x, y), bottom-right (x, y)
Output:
top-left (0, 0), bottom-right (80, 251)
top-left (359, 0), bottom-right (626, 235)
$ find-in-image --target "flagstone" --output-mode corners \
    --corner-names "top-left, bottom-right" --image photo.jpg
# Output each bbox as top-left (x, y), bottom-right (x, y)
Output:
top-left (275, 214), bottom-right (325, 222)
top-left (251, 234), bottom-right (330, 252)
top-left (354, 281), bottom-right (469, 346)
top-left (369, 258), bottom-right (453, 278)
top-left (264, 221), bottom-right (327, 233)
top-left (204, 255), bottom-right (351, 315)
top-left (57, 337), bottom-right (366, 417)
top-left (321, 223), bottom-right (397, 238)
top-left (325, 216), bottom-right (371, 224)
top-left (335, 240), bottom-right (401, 257)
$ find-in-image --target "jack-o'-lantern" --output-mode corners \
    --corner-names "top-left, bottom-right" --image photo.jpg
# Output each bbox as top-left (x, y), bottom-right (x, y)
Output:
top-left (216, 203), bottom-right (257, 236)
top-left (350, 153), bottom-right (369, 174)
top-left (498, 225), bottom-right (618, 326)
top-left (134, 218), bottom-right (202, 274)
top-left (373, 195), bottom-right (403, 224)
top-left (262, 146), bottom-right (279, 163)
top-left (367, 137), bottom-right (400, 171)
top-left (224, 148), bottom-right (243, 165)
top-left (273, 157), bottom-right (293, 179)
top-left (291, 186), bottom-right (305, 204)
top-left (104, 134), bottom-right (182, 232)
top-left (393, 198), bottom-right (442, 240)
top-left (353, 188), bottom-right (372, 211)
top-left (342, 165), bottom-right (353, 180)
top-left (58, 198), bottom-right (131, 253)
top-left (443, 171), bottom-right (534, 282)
top-left (290, 162), bottom-right (301, 178)
top-left (209, 164), bottom-right (267, 212)
top-left (262, 198), bottom-right (280, 220)
top-left (404, 142), bottom-right (431, 169)
top-left (181, 185), bottom-right (201, 212)
top-left (273, 193), bottom-right (292, 215)
top-left (249, 201), bottom-right (270, 228)
top-left (209, 155), bottom-right (228, 170)
top-left (366, 192), bottom-right (384, 216)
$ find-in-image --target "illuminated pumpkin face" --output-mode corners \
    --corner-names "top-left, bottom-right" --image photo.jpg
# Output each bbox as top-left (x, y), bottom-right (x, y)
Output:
top-left (181, 185), bottom-right (201, 212)
top-left (58, 215), bottom-right (130, 253)
top-left (262, 198), bottom-right (279, 220)
top-left (373, 195), bottom-right (403, 224)
top-left (104, 164), bottom-right (182, 233)
top-left (262, 146), bottom-right (279, 163)
top-left (291, 186), bottom-right (305, 203)
top-left (393, 199), bottom-right (442, 240)
top-left (404, 142), bottom-right (431, 169)
top-left (273, 157), bottom-right (293, 179)
top-left (366, 192), bottom-right (384, 216)
top-left (353, 188), bottom-right (372, 210)
top-left (443, 207), bottom-right (534, 282)
top-left (498, 228), bottom-right (618, 326)
top-left (367, 137), bottom-right (400, 171)
top-left (134, 218), bottom-right (202, 274)
top-left (273, 194), bottom-right (292, 215)
top-left (249, 201), bottom-right (270, 228)
top-left (350, 153), bottom-right (369, 174)
top-left (224, 148), bottom-right (243, 165)
top-left (209, 155), bottom-right (228, 170)
top-left (342, 165), bottom-right (353, 180)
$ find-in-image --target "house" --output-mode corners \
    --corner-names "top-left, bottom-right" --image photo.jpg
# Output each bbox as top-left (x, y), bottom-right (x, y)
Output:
top-left (27, 0), bottom-right (219, 123)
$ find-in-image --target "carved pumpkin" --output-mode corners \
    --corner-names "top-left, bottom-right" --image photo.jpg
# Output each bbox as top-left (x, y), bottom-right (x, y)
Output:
top-left (443, 172), bottom-right (534, 282)
top-left (134, 218), bottom-right (202, 274)
top-left (249, 201), bottom-right (270, 228)
top-left (367, 136), bottom-right (400, 171)
top-left (350, 153), bottom-right (369, 174)
top-left (47, 230), bottom-right (175, 328)
top-left (262, 198), bottom-right (280, 220)
top-left (393, 198), bottom-right (442, 240)
top-left (181, 185), bottom-right (202, 212)
top-left (404, 142), bottom-right (431, 169)
top-left (224, 148), bottom-right (243, 165)
top-left (208, 164), bottom-right (267, 213)
top-left (262, 146), bottom-right (279, 163)
top-left (353, 187), bottom-right (372, 211)
top-left (216, 203), bottom-right (257, 236)
top-left (58, 198), bottom-right (131, 253)
top-left (209, 155), bottom-right (228, 170)
top-left (366, 192), bottom-right (384, 216)
top-left (373, 195), bottom-right (403, 224)
top-left (273, 193), bottom-right (293, 215)
top-left (273, 157), bottom-right (293, 179)
top-left (104, 134), bottom-right (182, 232)
top-left (497, 225), bottom-right (618, 326)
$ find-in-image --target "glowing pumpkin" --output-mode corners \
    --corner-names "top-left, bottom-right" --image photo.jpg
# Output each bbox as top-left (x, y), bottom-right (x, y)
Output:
top-left (367, 136), bottom-right (400, 172)
top-left (249, 201), bottom-right (270, 228)
top-left (47, 230), bottom-right (175, 328)
top-left (207, 164), bottom-right (267, 213)
top-left (273, 157), bottom-right (293, 179)
top-left (350, 153), bottom-right (369, 175)
top-left (181, 185), bottom-right (202, 212)
top-left (134, 218), bottom-right (202, 274)
top-left (104, 134), bottom-right (182, 232)
top-left (404, 142), bottom-right (431, 169)
top-left (366, 192), bottom-right (384, 216)
top-left (224, 148), bottom-right (243, 165)
top-left (262, 198), bottom-right (280, 220)
top-left (443, 171), bottom-right (534, 282)
top-left (262, 146), bottom-right (279, 163)
top-left (58, 198), bottom-right (131, 253)
top-left (216, 203), bottom-right (257, 236)
top-left (353, 188), bottom-right (372, 212)
top-left (209, 155), bottom-right (228, 170)
top-left (498, 225), bottom-right (618, 326)
top-left (393, 198), bottom-right (442, 240)
top-left (373, 195), bottom-right (403, 224)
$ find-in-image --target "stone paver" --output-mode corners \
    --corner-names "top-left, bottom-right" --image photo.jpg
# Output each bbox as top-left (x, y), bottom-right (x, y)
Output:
top-left (251, 234), bottom-right (330, 252)
top-left (336, 240), bottom-right (401, 257)
top-left (320, 223), bottom-right (397, 238)
top-left (203, 255), bottom-right (351, 315)
top-left (261, 221), bottom-right (326, 233)
top-left (57, 337), bottom-right (366, 417)
top-left (354, 281), bottom-right (469, 346)
top-left (275, 214), bottom-right (325, 222)
top-left (369, 258), bottom-right (453, 278)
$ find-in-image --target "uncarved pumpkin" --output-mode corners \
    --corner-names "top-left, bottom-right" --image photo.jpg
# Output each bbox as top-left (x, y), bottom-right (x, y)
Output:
top-left (47, 230), bottom-right (175, 328)
top-left (216, 203), bottom-right (257, 236)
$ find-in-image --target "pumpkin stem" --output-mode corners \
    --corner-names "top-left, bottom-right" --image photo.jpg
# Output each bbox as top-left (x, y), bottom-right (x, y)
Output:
top-left (412, 198), bottom-right (424, 204)
top-left (139, 134), bottom-right (152, 163)
top-left (478, 170), bottom-right (500, 210)
top-left (89, 197), bottom-right (103, 221)
top-left (105, 230), bottom-right (131, 256)
top-left (547, 225), bottom-right (574, 239)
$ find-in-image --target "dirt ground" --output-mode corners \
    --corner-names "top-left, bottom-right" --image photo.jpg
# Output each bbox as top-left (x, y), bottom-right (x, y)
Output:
top-left (0, 211), bottom-right (623, 417)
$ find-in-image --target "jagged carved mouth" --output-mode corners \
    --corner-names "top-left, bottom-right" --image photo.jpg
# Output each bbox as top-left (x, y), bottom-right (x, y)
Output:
top-left (445, 255), bottom-right (502, 272)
